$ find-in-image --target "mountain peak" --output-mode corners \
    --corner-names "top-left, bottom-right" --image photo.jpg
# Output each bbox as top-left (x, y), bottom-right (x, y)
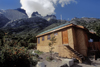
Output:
top-left (15, 8), bottom-right (27, 15)
top-left (31, 12), bottom-right (42, 17)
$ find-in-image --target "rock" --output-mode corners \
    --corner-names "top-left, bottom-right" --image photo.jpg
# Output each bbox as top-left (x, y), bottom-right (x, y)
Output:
top-left (61, 58), bottom-right (74, 67)
top-left (36, 62), bottom-right (46, 67)
top-left (32, 50), bottom-right (35, 54)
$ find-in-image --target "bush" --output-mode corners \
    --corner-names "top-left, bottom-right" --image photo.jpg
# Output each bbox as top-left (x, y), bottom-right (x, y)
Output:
top-left (46, 57), bottom-right (54, 62)
top-left (0, 45), bottom-right (38, 67)
top-left (28, 43), bottom-right (37, 49)
top-left (34, 50), bottom-right (43, 55)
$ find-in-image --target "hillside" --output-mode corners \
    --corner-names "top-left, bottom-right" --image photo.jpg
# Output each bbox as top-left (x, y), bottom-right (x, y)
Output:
top-left (0, 14), bottom-right (10, 28)
top-left (0, 8), bottom-right (100, 36)
top-left (71, 17), bottom-right (100, 32)
top-left (0, 9), bottom-right (28, 20)
top-left (2, 17), bottom-right (51, 36)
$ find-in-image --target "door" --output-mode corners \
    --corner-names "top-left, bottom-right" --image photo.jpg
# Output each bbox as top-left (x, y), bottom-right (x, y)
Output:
top-left (62, 29), bottom-right (69, 44)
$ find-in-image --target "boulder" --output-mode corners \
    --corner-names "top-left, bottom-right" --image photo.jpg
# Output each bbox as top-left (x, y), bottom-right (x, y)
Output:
top-left (61, 58), bottom-right (74, 67)
top-left (36, 62), bottom-right (46, 67)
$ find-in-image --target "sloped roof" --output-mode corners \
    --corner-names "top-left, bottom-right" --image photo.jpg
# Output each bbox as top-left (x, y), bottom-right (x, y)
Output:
top-left (37, 23), bottom-right (71, 37)
top-left (36, 23), bottom-right (88, 37)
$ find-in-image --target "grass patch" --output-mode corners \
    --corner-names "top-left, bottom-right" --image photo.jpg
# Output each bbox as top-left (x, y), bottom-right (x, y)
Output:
top-left (34, 50), bottom-right (43, 55)
top-left (46, 57), bottom-right (54, 62)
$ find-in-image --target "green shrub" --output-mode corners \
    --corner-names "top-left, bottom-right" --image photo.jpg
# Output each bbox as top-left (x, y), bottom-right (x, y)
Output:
top-left (46, 57), bottom-right (54, 62)
top-left (28, 43), bottom-right (37, 49)
top-left (0, 45), bottom-right (38, 67)
top-left (34, 50), bottom-right (43, 55)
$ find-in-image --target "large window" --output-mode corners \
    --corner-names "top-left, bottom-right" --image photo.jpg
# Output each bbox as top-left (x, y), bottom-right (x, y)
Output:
top-left (42, 36), bottom-right (44, 41)
top-left (47, 35), bottom-right (50, 40)
top-left (38, 38), bottom-right (40, 44)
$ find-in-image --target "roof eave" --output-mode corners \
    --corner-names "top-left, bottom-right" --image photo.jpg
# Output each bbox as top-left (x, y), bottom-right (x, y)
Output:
top-left (36, 23), bottom-right (74, 37)
top-left (36, 24), bottom-right (89, 38)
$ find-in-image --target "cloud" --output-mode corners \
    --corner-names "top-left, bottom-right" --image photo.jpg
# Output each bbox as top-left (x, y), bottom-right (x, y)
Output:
top-left (59, 0), bottom-right (77, 7)
top-left (20, 0), bottom-right (77, 17)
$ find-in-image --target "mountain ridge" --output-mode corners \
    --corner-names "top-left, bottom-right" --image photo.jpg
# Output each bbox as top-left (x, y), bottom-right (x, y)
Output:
top-left (0, 8), bottom-right (100, 36)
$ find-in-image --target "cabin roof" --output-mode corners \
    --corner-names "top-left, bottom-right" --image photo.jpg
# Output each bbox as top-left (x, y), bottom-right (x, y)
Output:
top-left (37, 23), bottom-right (71, 36)
top-left (36, 23), bottom-right (88, 37)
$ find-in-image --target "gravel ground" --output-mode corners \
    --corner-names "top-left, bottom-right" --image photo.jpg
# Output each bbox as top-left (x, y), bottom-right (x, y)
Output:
top-left (38, 52), bottom-right (100, 67)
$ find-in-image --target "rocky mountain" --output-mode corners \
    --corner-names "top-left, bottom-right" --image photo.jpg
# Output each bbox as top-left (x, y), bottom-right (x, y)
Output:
top-left (15, 8), bottom-right (27, 15)
top-left (2, 16), bottom-right (100, 36)
top-left (0, 9), bottom-right (28, 20)
top-left (0, 8), bottom-right (100, 36)
top-left (44, 15), bottom-right (56, 21)
top-left (0, 9), bottom-right (57, 29)
top-left (71, 17), bottom-right (98, 24)
top-left (3, 17), bottom-right (51, 35)
top-left (31, 12), bottom-right (42, 17)
top-left (0, 8), bottom-right (57, 35)
top-left (0, 14), bottom-right (10, 28)
top-left (31, 12), bottom-right (56, 21)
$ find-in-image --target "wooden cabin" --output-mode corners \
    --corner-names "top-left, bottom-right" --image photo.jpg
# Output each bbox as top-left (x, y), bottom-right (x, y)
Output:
top-left (36, 23), bottom-right (89, 62)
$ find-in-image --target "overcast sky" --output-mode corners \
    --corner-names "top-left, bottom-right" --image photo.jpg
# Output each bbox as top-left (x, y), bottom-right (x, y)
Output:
top-left (0, 0), bottom-right (100, 20)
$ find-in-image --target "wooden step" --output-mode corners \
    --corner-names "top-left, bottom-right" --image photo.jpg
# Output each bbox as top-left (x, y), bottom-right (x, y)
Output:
top-left (64, 45), bottom-right (85, 62)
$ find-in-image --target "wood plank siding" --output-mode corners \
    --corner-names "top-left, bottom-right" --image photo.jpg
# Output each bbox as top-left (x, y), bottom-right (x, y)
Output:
top-left (37, 31), bottom-right (62, 53)
top-left (67, 28), bottom-right (75, 49)
top-left (62, 29), bottom-right (69, 44)
top-left (75, 28), bottom-right (88, 56)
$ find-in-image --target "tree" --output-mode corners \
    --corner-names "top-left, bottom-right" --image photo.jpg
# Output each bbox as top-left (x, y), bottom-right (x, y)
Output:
top-left (48, 34), bottom-right (56, 60)
top-left (0, 30), bottom-right (5, 46)
top-left (0, 45), bottom-right (38, 67)
top-left (95, 25), bottom-right (100, 37)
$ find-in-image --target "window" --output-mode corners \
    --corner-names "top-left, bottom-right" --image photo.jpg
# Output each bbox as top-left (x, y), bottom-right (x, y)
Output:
top-left (54, 32), bottom-right (58, 36)
top-left (42, 36), bottom-right (44, 41)
top-left (47, 35), bottom-right (50, 40)
top-left (38, 38), bottom-right (40, 44)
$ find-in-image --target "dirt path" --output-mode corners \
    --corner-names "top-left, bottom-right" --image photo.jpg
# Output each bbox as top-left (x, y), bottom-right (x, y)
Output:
top-left (38, 52), bottom-right (100, 67)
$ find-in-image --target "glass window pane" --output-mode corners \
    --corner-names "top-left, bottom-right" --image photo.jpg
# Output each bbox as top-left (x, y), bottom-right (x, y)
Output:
top-left (42, 36), bottom-right (44, 41)
top-left (47, 35), bottom-right (50, 40)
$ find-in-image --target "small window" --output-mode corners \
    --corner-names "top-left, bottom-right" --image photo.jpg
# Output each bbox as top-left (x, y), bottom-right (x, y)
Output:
top-left (54, 32), bottom-right (58, 36)
top-left (38, 38), bottom-right (40, 44)
top-left (42, 36), bottom-right (44, 41)
top-left (47, 35), bottom-right (50, 40)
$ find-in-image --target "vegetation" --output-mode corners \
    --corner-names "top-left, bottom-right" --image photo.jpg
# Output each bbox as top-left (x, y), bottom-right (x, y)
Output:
top-left (94, 25), bottom-right (100, 37)
top-left (48, 34), bottom-right (56, 60)
top-left (0, 44), bottom-right (38, 67)
top-left (75, 19), bottom-right (100, 36)
top-left (0, 29), bottom-right (5, 46)
top-left (34, 50), bottom-right (43, 55)
top-left (46, 57), bottom-right (52, 62)
top-left (0, 30), bottom-right (38, 67)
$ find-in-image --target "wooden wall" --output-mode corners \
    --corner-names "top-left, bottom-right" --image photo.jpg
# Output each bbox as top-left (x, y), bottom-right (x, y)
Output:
top-left (75, 28), bottom-right (88, 56)
top-left (58, 45), bottom-right (74, 58)
top-left (72, 27), bottom-right (78, 51)
top-left (37, 31), bottom-right (62, 53)
top-left (88, 42), bottom-right (100, 51)
top-left (67, 28), bottom-right (75, 49)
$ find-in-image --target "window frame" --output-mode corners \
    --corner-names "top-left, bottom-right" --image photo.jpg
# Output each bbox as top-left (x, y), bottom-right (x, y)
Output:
top-left (47, 35), bottom-right (50, 40)
top-left (42, 36), bottom-right (44, 41)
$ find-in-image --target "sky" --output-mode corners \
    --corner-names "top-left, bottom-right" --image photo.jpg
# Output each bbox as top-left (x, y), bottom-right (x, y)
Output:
top-left (0, 0), bottom-right (100, 20)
